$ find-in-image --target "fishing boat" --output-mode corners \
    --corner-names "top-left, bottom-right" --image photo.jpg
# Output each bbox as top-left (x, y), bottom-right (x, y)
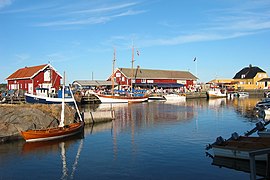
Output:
top-left (25, 87), bottom-right (74, 104)
top-left (207, 133), bottom-right (270, 161)
top-left (206, 88), bottom-right (227, 98)
top-left (92, 48), bottom-right (148, 103)
top-left (21, 73), bottom-right (84, 142)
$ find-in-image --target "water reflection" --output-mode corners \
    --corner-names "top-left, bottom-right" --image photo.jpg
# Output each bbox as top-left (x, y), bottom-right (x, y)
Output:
top-left (211, 156), bottom-right (268, 177)
top-left (0, 97), bottom-right (267, 179)
top-left (227, 97), bottom-right (261, 120)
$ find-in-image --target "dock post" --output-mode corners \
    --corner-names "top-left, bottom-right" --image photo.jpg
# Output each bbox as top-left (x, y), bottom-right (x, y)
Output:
top-left (249, 154), bottom-right (256, 180)
top-left (267, 154), bottom-right (270, 179)
top-left (249, 148), bottom-right (270, 180)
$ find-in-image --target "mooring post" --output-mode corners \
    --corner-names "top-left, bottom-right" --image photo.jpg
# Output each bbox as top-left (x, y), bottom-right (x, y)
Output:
top-left (267, 153), bottom-right (270, 179)
top-left (249, 154), bottom-right (256, 180)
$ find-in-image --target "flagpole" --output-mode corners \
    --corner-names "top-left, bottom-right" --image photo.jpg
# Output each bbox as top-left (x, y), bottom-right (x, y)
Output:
top-left (193, 57), bottom-right (197, 79)
top-left (196, 58), bottom-right (197, 79)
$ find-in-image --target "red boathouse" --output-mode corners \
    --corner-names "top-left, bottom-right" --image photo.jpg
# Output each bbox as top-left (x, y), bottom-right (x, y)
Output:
top-left (108, 67), bottom-right (198, 89)
top-left (6, 64), bottom-right (62, 94)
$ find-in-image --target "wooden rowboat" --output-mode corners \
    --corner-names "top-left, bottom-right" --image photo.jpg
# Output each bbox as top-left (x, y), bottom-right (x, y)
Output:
top-left (21, 121), bottom-right (84, 142)
top-left (21, 72), bottom-right (84, 142)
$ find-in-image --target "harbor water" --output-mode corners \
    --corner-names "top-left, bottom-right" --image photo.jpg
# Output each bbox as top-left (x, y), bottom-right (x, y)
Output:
top-left (0, 97), bottom-right (265, 179)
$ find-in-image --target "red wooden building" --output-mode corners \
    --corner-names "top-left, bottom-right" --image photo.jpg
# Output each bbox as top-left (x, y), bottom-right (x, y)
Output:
top-left (6, 64), bottom-right (62, 94)
top-left (108, 67), bottom-right (198, 89)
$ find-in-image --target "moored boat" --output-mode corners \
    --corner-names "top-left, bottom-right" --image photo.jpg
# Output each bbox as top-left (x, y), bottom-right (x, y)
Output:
top-left (236, 92), bottom-right (249, 98)
top-left (21, 72), bottom-right (84, 142)
top-left (211, 156), bottom-right (267, 177)
top-left (93, 93), bottom-right (148, 103)
top-left (163, 93), bottom-right (186, 102)
top-left (25, 87), bottom-right (74, 104)
top-left (207, 133), bottom-right (270, 161)
top-left (148, 93), bottom-right (166, 102)
top-left (92, 47), bottom-right (148, 104)
top-left (21, 122), bottom-right (84, 142)
top-left (206, 88), bottom-right (227, 98)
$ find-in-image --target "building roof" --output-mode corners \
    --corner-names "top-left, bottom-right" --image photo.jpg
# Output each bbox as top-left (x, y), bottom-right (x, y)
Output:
top-left (73, 80), bottom-right (117, 86)
top-left (207, 78), bottom-right (235, 84)
top-left (118, 68), bottom-right (198, 80)
top-left (258, 78), bottom-right (270, 82)
top-left (6, 64), bottom-right (61, 80)
top-left (233, 65), bottom-right (266, 79)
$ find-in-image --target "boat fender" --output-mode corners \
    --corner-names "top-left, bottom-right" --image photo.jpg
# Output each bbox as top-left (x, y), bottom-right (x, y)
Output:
top-left (231, 132), bottom-right (239, 140)
top-left (256, 121), bottom-right (265, 131)
top-left (215, 136), bottom-right (225, 145)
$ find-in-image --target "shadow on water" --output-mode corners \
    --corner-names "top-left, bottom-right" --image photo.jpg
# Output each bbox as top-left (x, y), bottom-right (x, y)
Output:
top-left (211, 156), bottom-right (268, 178)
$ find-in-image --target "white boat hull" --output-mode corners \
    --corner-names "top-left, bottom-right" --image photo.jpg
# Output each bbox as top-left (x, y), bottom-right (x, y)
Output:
top-left (207, 89), bottom-right (227, 98)
top-left (25, 93), bottom-right (74, 104)
top-left (94, 94), bottom-right (148, 103)
top-left (164, 94), bottom-right (186, 101)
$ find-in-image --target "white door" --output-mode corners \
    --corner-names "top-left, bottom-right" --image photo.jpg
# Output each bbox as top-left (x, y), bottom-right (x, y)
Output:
top-left (28, 83), bottom-right (33, 94)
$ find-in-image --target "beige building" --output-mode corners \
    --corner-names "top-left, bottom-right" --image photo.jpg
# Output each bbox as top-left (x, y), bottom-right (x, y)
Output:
top-left (233, 65), bottom-right (268, 90)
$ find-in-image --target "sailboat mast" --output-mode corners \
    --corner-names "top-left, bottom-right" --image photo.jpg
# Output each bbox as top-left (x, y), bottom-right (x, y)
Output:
top-left (59, 71), bottom-right (65, 128)
top-left (112, 48), bottom-right (116, 96)
top-left (131, 45), bottom-right (134, 92)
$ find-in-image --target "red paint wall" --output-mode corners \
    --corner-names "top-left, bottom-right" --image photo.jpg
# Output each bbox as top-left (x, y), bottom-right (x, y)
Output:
top-left (7, 67), bottom-right (61, 93)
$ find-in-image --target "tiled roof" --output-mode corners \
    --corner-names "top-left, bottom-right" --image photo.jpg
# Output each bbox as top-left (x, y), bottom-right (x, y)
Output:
top-left (233, 65), bottom-right (266, 79)
top-left (118, 68), bottom-right (198, 80)
top-left (6, 64), bottom-right (48, 80)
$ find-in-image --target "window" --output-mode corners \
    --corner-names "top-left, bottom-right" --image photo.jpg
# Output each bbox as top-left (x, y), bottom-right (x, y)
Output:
top-left (116, 73), bottom-right (121, 77)
top-left (122, 77), bottom-right (125, 81)
top-left (44, 70), bottom-right (51, 81)
top-left (241, 74), bottom-right (245, 79)
top-left (141, 79), bottom-right (146, 83)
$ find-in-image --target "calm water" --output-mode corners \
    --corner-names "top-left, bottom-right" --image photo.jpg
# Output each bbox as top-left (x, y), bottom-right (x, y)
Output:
top-left (0, 98), bottom-right (265, 180)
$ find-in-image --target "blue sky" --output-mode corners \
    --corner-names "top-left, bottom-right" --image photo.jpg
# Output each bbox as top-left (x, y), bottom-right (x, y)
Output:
top-left (1, 0), bottom-right (270, 84)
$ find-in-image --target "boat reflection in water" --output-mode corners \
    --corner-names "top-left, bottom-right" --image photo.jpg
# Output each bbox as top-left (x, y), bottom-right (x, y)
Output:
top-left (22, 134), bottom-right (84, 179)
top-left (211, 156), bottom-right (269, 178)
top-left (21, 122), bottom-right (114, 179)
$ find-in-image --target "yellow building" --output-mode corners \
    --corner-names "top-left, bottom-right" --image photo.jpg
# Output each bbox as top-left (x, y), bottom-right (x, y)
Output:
top-left (233, 65), bottom-right (268, 90)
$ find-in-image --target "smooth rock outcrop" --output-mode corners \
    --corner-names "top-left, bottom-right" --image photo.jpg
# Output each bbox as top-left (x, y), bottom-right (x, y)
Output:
top-left (0, 104), bottom-right (75, 143)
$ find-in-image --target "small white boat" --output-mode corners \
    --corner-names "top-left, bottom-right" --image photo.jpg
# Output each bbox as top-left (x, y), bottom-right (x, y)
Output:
top-left (237, 92), bottom-right (249, 98)
top-left (148, 94), bottom-right (166, 102)
top-left (163, 93), bottom-right (186, 102)
top-left (206, 88), bottom-right (227, 98)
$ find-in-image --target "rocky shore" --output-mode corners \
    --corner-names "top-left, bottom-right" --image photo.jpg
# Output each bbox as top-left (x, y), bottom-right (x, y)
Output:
top-left (0, 104), bottom-right (75, 143)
